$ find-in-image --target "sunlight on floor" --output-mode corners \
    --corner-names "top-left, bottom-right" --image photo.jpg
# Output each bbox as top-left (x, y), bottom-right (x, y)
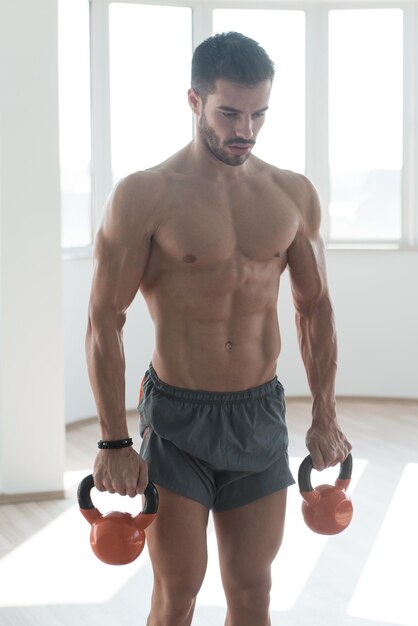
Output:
top-left (0, 469), bottom-right (152, 606)
top-left (272, 456), bottom-right (367, 611)
top-left (197, 456), bottom-right (368, 612)
top-left (2, 454), bottom-right (416, 626)
top-left (348, 463), bottom-right (418, 626)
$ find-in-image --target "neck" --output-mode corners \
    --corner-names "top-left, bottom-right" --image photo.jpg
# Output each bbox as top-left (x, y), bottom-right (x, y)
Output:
top-left (188, 136), bottom-right (255, 180)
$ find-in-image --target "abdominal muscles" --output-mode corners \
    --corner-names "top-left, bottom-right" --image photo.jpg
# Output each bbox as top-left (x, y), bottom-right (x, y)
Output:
top-left (143, 257), bottom-right (283, 391)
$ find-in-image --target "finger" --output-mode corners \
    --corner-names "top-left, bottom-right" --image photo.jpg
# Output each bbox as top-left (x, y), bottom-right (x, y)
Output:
top-left (125, 481), bottom-right (139, 499)
top-left (93, 478), bottom-right (106, 492)
top-left (306, 434), bottom-right (325, 471)
top-left (321, 452), bottom-right (339, 468)
top-left (333, 442), bottom-right (352, 466)
top-left (136, 483), bottom-right (147, 495)
top-left (324, 448), bottom-right (343, 469)
top-left (314, 442), bottom-right (341, 470)
top-left (309, 448), bottom-right (325, 471)
top-left (136, 468), bottom-right (149, 495)
top-left (111, 480), bottom-right (125, 496)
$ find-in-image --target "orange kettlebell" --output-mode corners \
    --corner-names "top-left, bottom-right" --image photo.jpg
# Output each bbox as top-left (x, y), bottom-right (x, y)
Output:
top-left (298, 453), bottom-right (353, 535)
top-left (77, 474), bottom-right (159, 565)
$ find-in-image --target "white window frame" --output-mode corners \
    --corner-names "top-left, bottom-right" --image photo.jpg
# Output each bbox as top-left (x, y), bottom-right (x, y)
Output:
top-left (79, 0), bottom-right (418, 254)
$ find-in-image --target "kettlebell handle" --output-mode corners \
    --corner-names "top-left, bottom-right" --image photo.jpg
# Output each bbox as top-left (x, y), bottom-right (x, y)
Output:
top-left (77, 474), bottom-right (159, 515)
top-left (298, 453), bottom-right (353, 493)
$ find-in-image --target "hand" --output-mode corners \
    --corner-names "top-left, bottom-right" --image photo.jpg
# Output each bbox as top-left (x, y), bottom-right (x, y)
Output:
top-left (305, 421), bottom-right (352, 471)
top-left (93, 446), bottom-right (148, 497)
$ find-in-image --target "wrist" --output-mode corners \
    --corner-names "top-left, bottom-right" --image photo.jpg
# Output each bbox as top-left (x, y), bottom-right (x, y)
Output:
top-left (97, 437), bottom-right (133, 449)
top-left (311, 398), bottom-right (337, 424)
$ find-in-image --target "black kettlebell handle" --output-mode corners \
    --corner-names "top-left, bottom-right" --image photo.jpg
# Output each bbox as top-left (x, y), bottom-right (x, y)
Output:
top-left (77, 474), bottom-right (159, 515)
top-left (298, 453), bottom-right (353, 493)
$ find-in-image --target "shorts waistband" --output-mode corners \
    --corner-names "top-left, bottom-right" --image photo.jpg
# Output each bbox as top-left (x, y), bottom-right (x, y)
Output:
top-left (147, 363), bottom-right (282, 404)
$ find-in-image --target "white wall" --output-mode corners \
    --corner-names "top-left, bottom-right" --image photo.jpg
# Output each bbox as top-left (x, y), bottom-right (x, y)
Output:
top-left (0, 0), bottom-right (65, 495)
top-left (64, 248), bottom-right (418, 425)
top-left (279, 249), bottom-right (418, 399)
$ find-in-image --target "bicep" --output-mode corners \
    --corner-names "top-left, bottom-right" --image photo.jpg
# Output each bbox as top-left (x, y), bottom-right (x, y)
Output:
top-left (288, 233), bottom-right (329, 311)
top-left (89, 229), bottom-right (150, 322)
top-left (89, 178), bottom-right (154, 322)
top-left (287, 182), bottom-right (329, 313)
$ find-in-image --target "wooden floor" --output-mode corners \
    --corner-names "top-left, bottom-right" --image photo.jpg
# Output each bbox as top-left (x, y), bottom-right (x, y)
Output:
top-left (0, 398), bottom-right (417, 626)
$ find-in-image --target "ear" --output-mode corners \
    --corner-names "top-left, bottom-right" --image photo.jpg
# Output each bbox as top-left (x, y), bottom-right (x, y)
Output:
top-left (188, 88), bottom-right (201, 115)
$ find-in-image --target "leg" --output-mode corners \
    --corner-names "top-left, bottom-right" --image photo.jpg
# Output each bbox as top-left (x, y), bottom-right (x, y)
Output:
top-left (213, 489), bottom-right (287, 626)
top-left (146, 485), bottom-right (210, 626)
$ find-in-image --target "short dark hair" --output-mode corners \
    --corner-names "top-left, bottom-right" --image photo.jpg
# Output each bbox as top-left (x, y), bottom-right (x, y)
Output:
top-left (191, 32), bottom-right (275, 99)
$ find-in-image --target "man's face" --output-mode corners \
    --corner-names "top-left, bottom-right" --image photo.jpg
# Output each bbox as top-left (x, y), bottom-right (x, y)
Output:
top-left (197, 79), bottom-right (272, 166)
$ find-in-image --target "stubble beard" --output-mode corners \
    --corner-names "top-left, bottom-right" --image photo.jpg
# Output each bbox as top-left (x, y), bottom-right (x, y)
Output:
top-left (198, 111), bottom-right (254, 167)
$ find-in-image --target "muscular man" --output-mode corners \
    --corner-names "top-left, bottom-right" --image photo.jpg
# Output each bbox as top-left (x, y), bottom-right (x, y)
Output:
top-left (86, 32), bottom-right (351, 626)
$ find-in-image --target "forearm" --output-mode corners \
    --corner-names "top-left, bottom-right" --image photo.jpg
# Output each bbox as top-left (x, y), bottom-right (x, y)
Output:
top-left (86, 315), bottom-right (129, 440)
top-left (295, 295), bottom-right (337, 424)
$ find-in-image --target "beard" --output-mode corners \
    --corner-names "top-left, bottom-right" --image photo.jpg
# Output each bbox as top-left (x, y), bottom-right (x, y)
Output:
top-left (198, 111), bottom-right (255, 166)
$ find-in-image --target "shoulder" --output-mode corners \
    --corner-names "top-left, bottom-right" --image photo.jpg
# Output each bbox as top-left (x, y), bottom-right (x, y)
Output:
top-left (263, 164), bottom-right (322, 235)
top-left (101, 169), bottom-right (168, 239)
top-left (266, 164), bottom-right (318, 204)
top-left (109, 169), bottom-right (167, 214)
top-left (252, 157), bottom-right (319, 203)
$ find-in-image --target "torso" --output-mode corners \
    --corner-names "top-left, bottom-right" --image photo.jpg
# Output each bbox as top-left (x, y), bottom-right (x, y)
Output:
top-left (136, 149), bottom-right (302, 390)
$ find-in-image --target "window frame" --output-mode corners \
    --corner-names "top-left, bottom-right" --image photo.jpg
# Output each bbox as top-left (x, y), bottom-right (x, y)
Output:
top-left (65, 0), bottom-right (418, 254)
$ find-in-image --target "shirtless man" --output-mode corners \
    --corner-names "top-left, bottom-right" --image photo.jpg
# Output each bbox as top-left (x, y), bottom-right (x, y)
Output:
top-left (87, 32), bottom-right (352, 626)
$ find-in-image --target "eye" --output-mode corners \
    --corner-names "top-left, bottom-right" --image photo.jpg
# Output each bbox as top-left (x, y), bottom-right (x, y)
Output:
top-left (221, 112), bottom-right (237, 118)
top-left (253, 111), bottom-right (266, 119)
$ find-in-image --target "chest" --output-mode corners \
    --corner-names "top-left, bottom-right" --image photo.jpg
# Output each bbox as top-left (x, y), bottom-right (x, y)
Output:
top-left (154, 182), bottom-right (300, 266)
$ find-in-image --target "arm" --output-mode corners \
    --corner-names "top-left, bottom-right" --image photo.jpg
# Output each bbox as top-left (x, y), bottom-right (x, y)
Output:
top-left (287, 177), bottom-right (352, 470)
top-left (86, 173), bottom-right (157, 496)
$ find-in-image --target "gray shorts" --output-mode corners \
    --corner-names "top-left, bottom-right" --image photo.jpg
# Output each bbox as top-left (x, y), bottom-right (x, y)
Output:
top-left (138, 364), bottom-right (295, 512)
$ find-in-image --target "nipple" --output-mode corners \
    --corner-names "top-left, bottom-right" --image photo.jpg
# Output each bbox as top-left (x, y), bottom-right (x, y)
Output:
top-left (225, 341), bottom-right (233, 351)
top-left (274, 252), bottom-right (281, 258)
top-left (183, 254), bottom-right (196, 264)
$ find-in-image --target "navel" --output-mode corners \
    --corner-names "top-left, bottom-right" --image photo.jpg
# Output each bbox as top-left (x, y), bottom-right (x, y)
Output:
top-left (225, 340), bottom-right (233, 351)
top-left (183, 254), bottom-right (196, 264)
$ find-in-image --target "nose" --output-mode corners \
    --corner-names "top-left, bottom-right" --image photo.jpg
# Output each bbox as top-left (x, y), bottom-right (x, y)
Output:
top-left (235, 115), bottom-right (254, 140)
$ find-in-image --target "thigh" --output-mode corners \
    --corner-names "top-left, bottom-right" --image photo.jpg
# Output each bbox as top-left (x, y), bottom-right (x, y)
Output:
top-left (213, 489), bottom-right (287, 589)
top-left (146, 484), bottom-right (210, 594)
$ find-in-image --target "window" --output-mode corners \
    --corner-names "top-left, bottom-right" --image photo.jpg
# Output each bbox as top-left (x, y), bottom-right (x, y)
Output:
top-left (58, 0), bottom-right (92, 249)
top-left (60, 2), bottom-right (418, 250)
top-left (328, 9), bottom-right (403, 242)
top-left (109, 3), bottom-right (193, 183)
top-left (213, 9), bottom-right (305, 174)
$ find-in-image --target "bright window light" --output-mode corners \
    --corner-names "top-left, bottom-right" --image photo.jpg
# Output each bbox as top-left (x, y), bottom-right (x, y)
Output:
top-left (213, 9), bottom-right (305, 174)
top-left (58, 0), bottom-right (92, 248)
top-left (329, 9), bottom-right (403, 241)
top-left (109, 3), bottom-right (193, 184)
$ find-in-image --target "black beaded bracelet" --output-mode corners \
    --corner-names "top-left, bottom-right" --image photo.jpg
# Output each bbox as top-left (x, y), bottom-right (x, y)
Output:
top-left (97, 438), bottom-right (133, 450)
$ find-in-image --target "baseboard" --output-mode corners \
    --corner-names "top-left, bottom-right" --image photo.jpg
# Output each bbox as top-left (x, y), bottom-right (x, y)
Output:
top-left (0, 489), bottom-right (65, 505)
top-left (65, 409), bottom-right (139, 431)
top-left (65, 399), bottom-right (418, 431)
top-left (65, 415), bottom-right (97, 431)
top-left (285, 395), bottom-right (418, 404)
